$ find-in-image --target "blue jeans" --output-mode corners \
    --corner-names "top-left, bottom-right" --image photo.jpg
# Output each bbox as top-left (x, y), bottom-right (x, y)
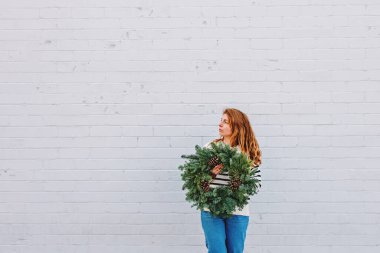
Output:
top-left (201, 210), bottom-right (249, 253)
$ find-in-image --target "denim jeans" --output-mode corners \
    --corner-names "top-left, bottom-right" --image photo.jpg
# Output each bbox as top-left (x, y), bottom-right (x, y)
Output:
top-left (201, 210), bottom-right (249, 253)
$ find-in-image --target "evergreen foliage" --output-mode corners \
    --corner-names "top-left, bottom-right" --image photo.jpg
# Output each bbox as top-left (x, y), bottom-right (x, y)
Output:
top-left (178, 142), bottom-right (261, 218)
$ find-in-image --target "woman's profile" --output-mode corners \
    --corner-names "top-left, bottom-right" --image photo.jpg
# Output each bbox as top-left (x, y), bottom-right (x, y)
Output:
top-left (201, 108), bottom-right (262, 253)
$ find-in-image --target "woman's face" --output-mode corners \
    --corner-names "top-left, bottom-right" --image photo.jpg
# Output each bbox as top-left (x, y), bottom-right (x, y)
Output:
top-left (219, 114), bottom-right (232, 137)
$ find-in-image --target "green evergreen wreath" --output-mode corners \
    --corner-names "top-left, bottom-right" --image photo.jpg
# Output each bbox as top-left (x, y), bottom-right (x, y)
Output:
top-left (178, 141), bottom-right (261, 218)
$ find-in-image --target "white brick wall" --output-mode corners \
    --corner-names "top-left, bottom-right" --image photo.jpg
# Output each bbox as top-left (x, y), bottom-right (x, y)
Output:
top-left (1, 0), bottom-right (380, 252)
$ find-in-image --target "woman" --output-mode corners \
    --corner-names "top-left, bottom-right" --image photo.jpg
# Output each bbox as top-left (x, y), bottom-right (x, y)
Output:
top-left (201, 108), bottom-right (262, 253)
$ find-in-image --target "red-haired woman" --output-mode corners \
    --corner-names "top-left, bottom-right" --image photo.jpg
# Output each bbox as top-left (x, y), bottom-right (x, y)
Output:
top-left (201, 108), bottom-right (262, 253)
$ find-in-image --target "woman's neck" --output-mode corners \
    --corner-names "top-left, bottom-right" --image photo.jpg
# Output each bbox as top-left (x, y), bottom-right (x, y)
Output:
top-left (222, 136), bottom-right (231, 145)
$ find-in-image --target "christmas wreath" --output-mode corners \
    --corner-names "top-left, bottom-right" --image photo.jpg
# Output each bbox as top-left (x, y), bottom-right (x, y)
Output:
top-left (178, 141), bottom-right (261, 218)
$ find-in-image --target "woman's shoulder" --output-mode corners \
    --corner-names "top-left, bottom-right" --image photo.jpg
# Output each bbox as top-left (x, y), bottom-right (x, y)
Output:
top-left (203, 138), bottom-right (222, 148)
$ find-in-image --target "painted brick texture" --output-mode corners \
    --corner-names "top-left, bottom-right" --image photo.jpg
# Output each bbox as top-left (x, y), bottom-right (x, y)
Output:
top-left (0, 0), bottom-right (380, 252)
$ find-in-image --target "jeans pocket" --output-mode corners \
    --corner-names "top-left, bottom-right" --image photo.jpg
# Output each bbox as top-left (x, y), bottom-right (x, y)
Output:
top-left (229, 214), bottom-right (249, 224)
top-left (201, 210), bottom-right (212, 218)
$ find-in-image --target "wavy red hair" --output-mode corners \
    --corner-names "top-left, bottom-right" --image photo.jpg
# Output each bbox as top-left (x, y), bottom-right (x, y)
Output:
top-left (212, 108), bottom-right (262, 167)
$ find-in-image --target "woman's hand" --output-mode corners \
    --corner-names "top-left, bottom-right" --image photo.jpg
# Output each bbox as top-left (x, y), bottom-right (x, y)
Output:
top-left (211, 164), bottom-right (224, 178)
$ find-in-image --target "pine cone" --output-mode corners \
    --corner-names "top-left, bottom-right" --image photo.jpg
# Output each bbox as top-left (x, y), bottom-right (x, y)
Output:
top-left (230, 178), bottom-right (241, 191)
top-left (208, 156), bottom-right (222, 168)
top-left (201, 180), bottom-right (210, 192)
